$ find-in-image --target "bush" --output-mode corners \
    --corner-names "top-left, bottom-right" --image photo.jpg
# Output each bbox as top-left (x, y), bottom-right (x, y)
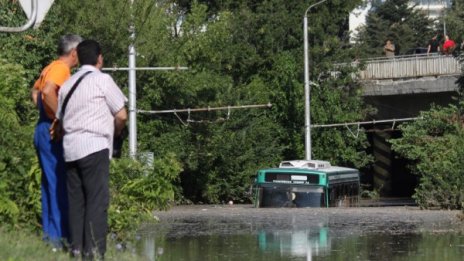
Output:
top-left (0, 57), bottom-right (182, 238)
top-left (108, 153), bottom-right (181, 241)
top-left (0, 58), bottom-right (41, 228)
top-left (390, 104), bottom-right (464, 209)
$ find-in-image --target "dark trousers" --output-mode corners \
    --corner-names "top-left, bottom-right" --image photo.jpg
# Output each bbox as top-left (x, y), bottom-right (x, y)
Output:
top-left (66, 149), bottom-right (110, 257)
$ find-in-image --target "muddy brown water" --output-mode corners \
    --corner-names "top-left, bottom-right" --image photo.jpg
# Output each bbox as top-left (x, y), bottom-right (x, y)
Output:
top-left (133, 205), bottom-right (464, 260)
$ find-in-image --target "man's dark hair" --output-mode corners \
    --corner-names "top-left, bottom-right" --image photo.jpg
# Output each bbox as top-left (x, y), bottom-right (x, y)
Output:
top-left (77, 39), bottom-right (102, 66)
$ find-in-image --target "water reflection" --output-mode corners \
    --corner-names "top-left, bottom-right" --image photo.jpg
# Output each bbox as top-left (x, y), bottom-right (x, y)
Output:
top-left (138, 231), bottom-right (464, 261)
top-left (136, 211), bottom-right (464, 261)
top-left (258, 226), bottom-right (330, 259)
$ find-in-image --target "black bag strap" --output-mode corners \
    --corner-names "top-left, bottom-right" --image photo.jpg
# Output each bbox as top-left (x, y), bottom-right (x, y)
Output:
top-left (61, 71), bottom-right (92, 117)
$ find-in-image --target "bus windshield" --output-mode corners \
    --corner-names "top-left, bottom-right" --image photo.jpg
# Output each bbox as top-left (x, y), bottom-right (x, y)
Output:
top-left (258, 185), bottom-right (325, 208)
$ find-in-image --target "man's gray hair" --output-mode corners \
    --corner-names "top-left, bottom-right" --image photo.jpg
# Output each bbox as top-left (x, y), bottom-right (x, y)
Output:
top-left (58, 34), bottom-right (83, 56)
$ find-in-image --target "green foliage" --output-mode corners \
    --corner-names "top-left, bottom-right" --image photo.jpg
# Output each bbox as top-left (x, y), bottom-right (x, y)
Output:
top-left (0, 0), bottom-right (63, 89)
top-left (446, 0), bottom-right (464, 50)
top-left (2, 0), bottom-right (372, 212)
top-left (390, 104), bottom-right (464, 209)
top-left (0, 0), bottom-right (27, 25)
top-left (57, 0), bottom-right (370, 204)
top-left (360, 184), bottom-right (380, 200)
top-left (311, 63), bottom-right (374, 168)
top-left (355, 0), bottom-right (435, 57)
top-left (109, 153), bottom-right (181, 241)
top-left (0, 1), bottom-right (64, 231)
top-left (0, 57), bottom-right (41, 228)
top-left (53, 0), bottom-right (131, 66)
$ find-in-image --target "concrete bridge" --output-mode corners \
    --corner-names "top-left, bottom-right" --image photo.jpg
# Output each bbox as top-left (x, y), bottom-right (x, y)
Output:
top-left (359, 54), bottom-right (461, 118)
top-left (351, 55), bottom-right (461, 197)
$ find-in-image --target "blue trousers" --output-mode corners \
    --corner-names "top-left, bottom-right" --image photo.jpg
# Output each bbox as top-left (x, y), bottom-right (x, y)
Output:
top-left (34, 119), bottom-right (69, 245)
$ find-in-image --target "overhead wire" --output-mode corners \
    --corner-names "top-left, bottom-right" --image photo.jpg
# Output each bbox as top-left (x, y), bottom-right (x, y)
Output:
top-left (137, 103), bottom-right (272, 114)
top-left (311, 117), bottom-right (421, 128)
top-left (138, 103), bottom-right (272, 126)
top-left (311, 117), bottom-right (422, 138)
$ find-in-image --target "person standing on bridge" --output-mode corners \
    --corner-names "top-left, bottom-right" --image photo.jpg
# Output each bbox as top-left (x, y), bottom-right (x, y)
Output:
top-left (427, 34), bottom-right (440, 55)
top-left (384, 39), bottom-right (395, 58)
top-left (442, 35), bottom-right (456, 56)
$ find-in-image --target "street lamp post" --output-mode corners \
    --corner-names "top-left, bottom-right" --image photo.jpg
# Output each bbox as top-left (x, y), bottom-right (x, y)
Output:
top-left (442, 0), bottom-right (448, 37)
top-left (303, 0), bottom-right (327, 161)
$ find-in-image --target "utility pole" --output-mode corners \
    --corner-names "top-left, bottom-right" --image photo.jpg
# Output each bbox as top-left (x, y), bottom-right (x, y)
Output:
top-left (443, 0), bottom-right (447, 37)
top-left (303, 0), bottom-right (327, 161)
top-left (128, 0), bottom-right (137, 158)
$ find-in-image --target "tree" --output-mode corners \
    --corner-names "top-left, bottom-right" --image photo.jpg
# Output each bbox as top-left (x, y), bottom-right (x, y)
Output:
top-left (444, 0), bottom-right (464, 50)
top-left (390, 103), bottom-right (464, 209)
top-left (1, 0), bottom-right (373, 206)
top-left (387, 0), bottom-right (464, 209)
top-left (55, 0), bottom-right (371, 203)
top-left (0, 1), bottom-right (182, 233)
top-left (355, 0), bottom-right (435, 57)
top-left (0, 57), bottom-right (41, 228)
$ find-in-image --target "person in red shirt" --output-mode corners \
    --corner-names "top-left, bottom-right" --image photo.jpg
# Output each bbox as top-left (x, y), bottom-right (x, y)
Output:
top-left (442, 35), bottom-right (456, 55)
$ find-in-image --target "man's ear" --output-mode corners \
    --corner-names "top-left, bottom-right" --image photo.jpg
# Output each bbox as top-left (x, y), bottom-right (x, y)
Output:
top-left (97, 54), bottom-right (104, 68)
top-left (71, 48), bottom-right (79, 65)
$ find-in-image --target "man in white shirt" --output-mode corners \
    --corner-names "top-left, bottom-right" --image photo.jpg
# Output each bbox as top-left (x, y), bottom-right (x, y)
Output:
top-left (56, 39), bottom-right (127, 258)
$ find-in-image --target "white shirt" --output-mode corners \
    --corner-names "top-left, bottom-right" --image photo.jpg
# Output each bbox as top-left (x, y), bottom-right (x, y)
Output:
top-left (57, 65), bottom-right (127, 162)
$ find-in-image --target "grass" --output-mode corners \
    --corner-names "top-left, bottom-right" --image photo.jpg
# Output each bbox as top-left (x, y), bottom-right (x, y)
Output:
top-left (0, 226), bottom-right (143, 261)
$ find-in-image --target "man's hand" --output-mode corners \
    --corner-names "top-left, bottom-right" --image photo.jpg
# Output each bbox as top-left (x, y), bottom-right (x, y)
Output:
top-left (49, 118), bottom-right (63, 141)
top-left (114, 107), bottom-right (128, 137)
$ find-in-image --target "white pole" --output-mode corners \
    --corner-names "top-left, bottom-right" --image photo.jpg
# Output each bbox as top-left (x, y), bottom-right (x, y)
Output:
top-left (303, 15), bottom-right (311, 160)
top-left (128, 44), bottom-right (137, 157)
top-left (303, 0), bottom-right (327, 161)
top-left (128, 0), bottom-right (137, 158)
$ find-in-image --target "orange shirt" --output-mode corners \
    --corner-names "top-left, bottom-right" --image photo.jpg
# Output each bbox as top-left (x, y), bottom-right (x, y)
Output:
top-left (34, 60), bottom-right (71, 119)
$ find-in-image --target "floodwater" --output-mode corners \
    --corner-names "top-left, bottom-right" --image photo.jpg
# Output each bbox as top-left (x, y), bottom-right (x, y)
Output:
top-left (134, 205), bottom-right (464, 261)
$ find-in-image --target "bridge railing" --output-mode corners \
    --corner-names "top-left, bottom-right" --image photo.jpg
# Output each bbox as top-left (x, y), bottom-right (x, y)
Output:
top-left (355, 54), bottom-right (461, 80)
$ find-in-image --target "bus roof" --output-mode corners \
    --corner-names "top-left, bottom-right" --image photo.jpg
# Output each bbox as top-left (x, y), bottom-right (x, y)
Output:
top-left (258, 166), bottom-right (358, 174)
top-left (264, 160), bottom-right (358, 173)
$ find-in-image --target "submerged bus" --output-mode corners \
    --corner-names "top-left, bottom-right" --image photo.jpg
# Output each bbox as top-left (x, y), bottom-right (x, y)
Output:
top-left (253, 160), bottom-right (360, 208)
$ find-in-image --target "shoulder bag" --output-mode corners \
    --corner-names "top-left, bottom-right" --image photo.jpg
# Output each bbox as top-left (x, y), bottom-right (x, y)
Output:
top-left (49, 71), bottom-right (92, 141)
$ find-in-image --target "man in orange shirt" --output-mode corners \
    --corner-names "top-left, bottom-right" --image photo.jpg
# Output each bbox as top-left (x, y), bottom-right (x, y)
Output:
top-left (32, 34), bottom-right (82, 249)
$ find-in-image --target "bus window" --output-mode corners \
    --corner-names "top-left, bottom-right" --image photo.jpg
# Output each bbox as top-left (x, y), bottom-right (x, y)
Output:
top-left (328, 183), bottom-right (359, 207)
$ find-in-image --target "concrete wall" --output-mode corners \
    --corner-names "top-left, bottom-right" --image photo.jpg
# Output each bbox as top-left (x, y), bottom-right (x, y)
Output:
top-left (362, 75), bottom-right (460, 96)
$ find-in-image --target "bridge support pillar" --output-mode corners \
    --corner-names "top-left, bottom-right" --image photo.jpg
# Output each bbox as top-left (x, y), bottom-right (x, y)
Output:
top-left (372, 130), bottom-right (392, 196)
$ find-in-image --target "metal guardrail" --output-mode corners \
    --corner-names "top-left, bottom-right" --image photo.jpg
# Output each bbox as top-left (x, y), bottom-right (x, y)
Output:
top-left (357, 54), bottom-right (461, 80)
